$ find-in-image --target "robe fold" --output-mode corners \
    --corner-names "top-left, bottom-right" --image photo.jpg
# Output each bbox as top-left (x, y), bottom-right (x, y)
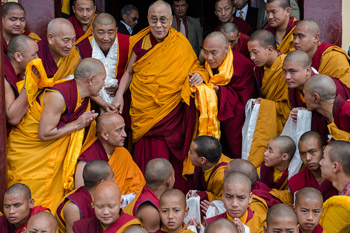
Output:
top-left (56, 186), bottom-right (95, 233)
top-left (252, 181), bottom-right (282, 207)
top-left (72, 212), bottom-right (142, 233)
top-left (265, 17), bottom-right (298, 54)
top-left (68, 15), bottom-right (96, 45)
top-left (123, 186), bottom-right (159, 217)
top-left (234, 33), bottom-right (250, 58)
top-left (215, 17), bottom-right (254, 36)
top-left (129, 27), bottom-right (208, 193)
top-left (289, 168), bottom-right (337, 202)
top-left (7, 78), bottom-right (89, 213)
top-left (259, 163), bottom-right (289, 190)
top-left (327, 95), bottom-right (350, 141)
top-left (250, 194), bottom-right (269, 217)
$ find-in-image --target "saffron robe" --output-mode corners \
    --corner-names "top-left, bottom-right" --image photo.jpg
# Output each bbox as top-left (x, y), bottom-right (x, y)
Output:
top-left (37, 38), bottom-right (81, 81)
top-left (7, 79), bottom-right (90, 212)
top-left (79, 137), bottom-right (145, 196)
top-left (72, 212), bottom-right (142, 233)
top-left (194, 154), bottom-right (232, 202)
top-left (130, 27), bottom-right (208, 193)
top-left (56, 186), bottom-right (95, 233)
top-left (0, 206), bottom-right (48, 233)
top-left (258, 163), bottom-right (289, 190)
top-left (327, 95), bottom-right (350, 141)
top-left (234, 33), bottom-right (250, 58)
top-left (289, 168), bottom-right (337, 202)
top-left (250, 194), bottom-right (269, 217)
top-left (265, 17), bottom-right (299, 54)
top-left (215, 17), bottom-right (254, 36)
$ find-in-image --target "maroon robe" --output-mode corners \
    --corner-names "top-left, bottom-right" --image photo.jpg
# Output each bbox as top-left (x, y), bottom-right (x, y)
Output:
top-left (78, 138), bottom-right (109, 162)
top-left (333, 95), bottom-right (350, 133)
top-left (215, 17), bottom-right (254, 36)
top-left (252, 181), bottom-right (282, 207)
top-left (299, 224), bottom-right (324, 233)
top-left (0, 206), bottom-right (49, 233)
top-left (311, 43), bottom-right (334, 71)
top-left (68, 15), bottom-right (87, 41)
top-left (234, 33), bottom-right (250, 58)
top-left (72, 212), bottom-right (140, 233)
top-left (56, 186), bottom-right (95, 227)
top-left (132, 186), bottom-right (159, 216)
top-left (37, 39), bottom-right (60, 78)
top-left (265, 17), bottom-right (299, 46)
top-left (219, 51), bottom-right (258, 158)
top-left (260, 163), bottom-right (288, 190)
top-left (205, 207), bottom-right (254, 226)
top-left (289, 168), bottom-right (337, 202)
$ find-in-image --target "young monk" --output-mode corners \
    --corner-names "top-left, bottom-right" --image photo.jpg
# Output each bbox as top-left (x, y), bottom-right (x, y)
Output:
top-left (24, 212), bottom-right (57, 233)
top-left (158, 189), bottom-right (192, 233)
top-left (205, 218), bottom-right (238, 233)
top-left (265, 203), bottom-right (299, 233)
top-left (258, 136), bottom-right (296, 190)
top-left (72, 181), bottom-right (142, 232)
top-left (294, 187), bottom-right (324, 233)
top-left (205, 172), bottom-right (266, 233)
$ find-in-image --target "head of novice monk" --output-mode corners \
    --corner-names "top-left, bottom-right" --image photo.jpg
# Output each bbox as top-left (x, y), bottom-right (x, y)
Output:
top-left (294, 187), bottom-right (323, 233)
top-left (24, 212), bottom-right (58, 233)
top-left (293, 20), bottom-right (320, 55)
top-left (214, 0), bottom-right (235, 23)
top-left (283, 50), bottom-right (312, 90)
top-left (189, 135), bottom-right (222, 169)
top-left (93, 181), bottom-right (122, 228)
top-left (248, 30), bottom-right (277, 67)
top-left (265, 0), bottom-right (291, 29)
top-left (159, 189), bottom-right (189, 232)
top-left (220, 22), bottom-right (240, 49)
top-left (2, 3), bottom-right (26, 39)
top-left (91, 13), bottom-right (117, 54)
top-left (265, 203), bottom-right (299, 233)
top-left (223, 159), bottom-right (258, 187)
top-left (97, 113), bottom-right (127, 149)
top-left (123, 226), bottom-right (149, 233)
top-left (72, 0), bottom-right (96, 30)
top-left (205, 218), bottom-right (239, 233)
top-left (147, 0), bottom-right (173, 42)
top-left (202, 32), bottom-right (230, 70)
top-left (3, 183), bottom-right (35, 229)
top-left (145, 158), bottom-right (175, 191)
top-left (222, 172), bottom-right (253, 219)
top-left (83, 160), bottom-right (115, 188)
top-left (298, 131), bottom-right (323, 172)
top-left (264, 136), bottom-right (296, 169)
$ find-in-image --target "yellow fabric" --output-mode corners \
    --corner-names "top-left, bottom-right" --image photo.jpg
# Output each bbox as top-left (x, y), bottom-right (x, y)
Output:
top-left (250, 194), bottom-right (268, 216)
top-left (273, 167), bottom-right (287, 188)
top-left (108, 145), bottom-right (146, 196)
top-left (269, 189), bottom-right (293, 206)
top-left (75, 14), bottom-right (97, 45)
top-left (27, 32), bottom-right (41, 42)
top-left (115, 218), bottom-right (142, 233)
top-left (52, 46), bottom-right (81, 82)
top-left (227, 209), bottom-right (248, 223)
top-left (318, 45), bottom-right (350, 88)
top-left (204, 166), bottom-right (215, 182)
top-left (61, 0), bottom-right (70, 15)
top-left (57, 57), bottom-right (64, 68)
top-left (327, 122), bottom-right (350, 141)
top-left (320, 195), bottom-right (350, 233)
top-left (277, 18), bottom-right (297, 54)
top-left (160, 224), bottom-right (193, 233)
top-left (227, 208), bottom-right (265, 233)
top-left (128, 27), bottom-right (208, 143)
top-left (205, 154), bottom-right (232, 202)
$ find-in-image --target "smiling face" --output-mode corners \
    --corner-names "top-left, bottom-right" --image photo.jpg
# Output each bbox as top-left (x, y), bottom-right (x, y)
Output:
top-left (159, 195), bottom-right (188, 232)
top-left (2, 9), bottom-right (25, 38)
top-left (72, 0), bottom-right (96, 29)
top-left (202, 37), bottom-right (229, 69)
top-left (295, 197), bottom-right (322, 233)
top-left (92, 23), bottom-right (117, 54)
top-left (148, 2), bottom-right (173, 42)
top-left (4, 192), bottom-right (34, 228)
top-left (266, 1), bottom-right (290, 29)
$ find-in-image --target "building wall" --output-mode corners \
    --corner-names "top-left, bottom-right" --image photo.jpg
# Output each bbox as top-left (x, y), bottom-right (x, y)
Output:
top-left (342, 0), bottom-right (350, 51)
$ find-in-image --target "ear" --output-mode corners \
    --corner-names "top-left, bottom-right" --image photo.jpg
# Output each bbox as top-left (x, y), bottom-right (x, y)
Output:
top-left (28, 198), bottom-right (35, 209)
top-left (237, 32), bottom-right (241, 39)
top-left (200, 156), bottom-right (207, 166)
top-left (267, 45), bottom-right (274, 54)
top-left (314, 33), bottom-right (320, 43)
top-left (87, 74), bottom-right (94, 86)
top-left (286, 7), bottom-right (291, 16)
top-left (169, 15), bottom-right (173, 23)
top-left (296, 224), bottom-right (300, 232)
top-left (165, 176), bottom-right (172, 187)
top-left (47, 33), bottom-right (54, 45)
top-left (120, 197), bottom-right (124, 208)
top-left (122, 13), bottom-right (128, 21)
top-left (313, 93), bottom-right (321, 104)
top-left (333, 161), bottom-right (341, 173)
top-left (115, 27), bottom-right (118, 33)
top-left (72, 5), bottom-right (76, 14)
top-left (248, 191), bottom-right (253, 204)
top-left (100, 130), bottom-right (109, 141)
top-left (282, 152), bottom-right (290, 161)
top-left (13, 51), bottom-right (23, 63)
top-left (306, 66), bottom-right (312, 77)
top-left (225, 43), bottom-right (230, 53)
top-left (184, 207), bottom-right (189, 218)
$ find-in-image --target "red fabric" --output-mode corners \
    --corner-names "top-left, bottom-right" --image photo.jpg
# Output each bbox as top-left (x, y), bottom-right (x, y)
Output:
top-left (298, 224), bottom-right (324, 233)
top-left (133, 33), bottom-right (159, 61)
top-left (78, 138), bottom-right (109, 162)
top-left (311, 43), bottom-right (334, 71)
top-left (133, 186), bottom-right (159, 216)
top-left (333, 95), bottom-right (350, 132)
top-left (260, 163), bottom-right (288, 190)
top-left (3, 38), bottom-right (8, 54)
top-left (76, 38), bottom-right (92, 59)
top-left (56, 186), bottom-right (95, 226)
top-left (265, 16), bottom-right (299, 41)
top-left (68, 16), bottom-right (85, 40)
top-left (214, 17), bottom-right (254, 36)
top-left (37, 39), bottom-right (59, 78)
top-left (289, 168), bottom-right (337, 202)
top-left (252, 181), bottom-right (282, 207)
top-left (234, 33), bottom-right (250, 58)
top-left (219, 51), bottom-right (258, 158)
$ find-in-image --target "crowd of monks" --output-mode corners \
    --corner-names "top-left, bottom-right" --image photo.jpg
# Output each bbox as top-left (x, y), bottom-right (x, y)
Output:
top-left (2, 0), bottom-right (350, 232)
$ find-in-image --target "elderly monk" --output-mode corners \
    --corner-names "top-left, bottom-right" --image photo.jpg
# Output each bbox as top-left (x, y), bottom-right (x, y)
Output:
top-left (72, 181), bottom-right (142, 232)
top-left (124, 158), bottom-right (175, 232)
top-left (2, 2), bottom-right (40, 53)
top-left (24, 212), bottom-right (57, 233)
top-left (4, 35), bottom-right (38, 136)
top-left (283, 50), bottom-right (350, 143)
top-left (293, 20), bottom-right (350, 88)
top-left (113, 0), bottom-right (208, 192)
top-left (0, 183), bottom-right (49, 233)
top-left (6, 58), bottom-right (106, 212)
top-left (37, 18), bottom-right (80, 80)
top-left (57, 160), bottom-right (114, 233)
top-left (220, 22), bottom-right (250, 58)
top-left (247, 30), bottom-right (291, 167)
top-left (75, 113), bottom-right (145, 197)
top-left (202, 31), bottom-right (257, 158)
top-left (265, 0), bottom-right (299, 54)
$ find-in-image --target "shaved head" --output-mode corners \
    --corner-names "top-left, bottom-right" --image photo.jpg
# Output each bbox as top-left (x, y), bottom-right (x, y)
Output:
top-left (267, 203), bottom-right (297, 226)
top-left (327, 140), bottom-right (350, 175)
top-left (266, 0), bottom-right (290, 9)
top-left (296, 20), bottom-right (320, 36)
top-left (205, 31), bottom-right (228, 45)
top-left (159, 189), bottom-right (186, 208)
top-left (5, 183), bottom-right (31, 200)
top-left (74, 58), bottom-right (105, 80)
top-left (220, 22), bottom-right (239, 34)
top-left (224, 172), bottom-right (251, 192)
top-left (249, 30), bottom-right (276, 49)
top-left (145, 158), bottom-right (174, 189)
top-left (205, 218), bottom-right (238, 233)
top-left (224, 159), bottom-right (257, 186)
top-left (299, 131), bottom-right (323, 148)
top-left (295, 187), bottom-right (323, 206)
top-left (284, 50), bottom-right (312, 68)
top-left (47, 18), bottom-right (75, 36)
top-left (304, 75), bottom-right (336, 101)
top-left (83, 160), bottom-right (113, 188)
top-left (96, 113), bottom-right (124, 135)
top-left (25, 212), bottom-right (57, 233)
top-left (148, 0), bottom-right (172, 16)
top-left (123, 226), bottom-right (148, 233)
top-left (2, 2), bottom-right (25, 16)
top-left (7, 35), bottom-right (35, 60)
top-left (94, 180), bottom-right (121, 201)
top-left (271, 136), bottom-right (296, 160)
top-left (92, 13), bottom-right (116, 28)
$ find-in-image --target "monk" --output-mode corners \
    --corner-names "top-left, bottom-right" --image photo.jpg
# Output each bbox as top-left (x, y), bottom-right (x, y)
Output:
top-left (72, 181), bottom-right (142, 232)
top-left (4, 35), bottom-right (38, 136)
top-left (24, 212), bottom-right (58, 233)
top-left (303, 75), bottom-right (350, 141)
top-left (283, 50), bottom-right (350, 143)
top-left (214, 0), bottom-right (253, 35)
top-left (293, 20), bottom-right (350, 88)
top-left (220, 22), bottom-right (250, 58)
top-left (294, 187), bottom-right (325, 233)
top-left (6, 58), bottom-right (105, 212)
top-left (247, 30), bottom-right (291, 167)
top-left (265, 0), bottom-right (299, 54)
top-left (320, 140), bottom-right (350, 196)
top-left (75, 113), bottom-right (145, 197)
top-left (205, 218), bottom-right (238, 233)
top-left (1, 183), bottom-right (49, 233)
top-left (37, 18), bottom-right (81, 80)
top-left (188, 136), bottom-right (231, 204)
top-left (57, 160), bottom-right (114, 233)
top-left (123, 158), bottom-right (175, 233)
top-left (264, 203), bottom-right (299, 233)
top-left (205, 172), bottom-right (266, 233)
top-left (288, 131), bottom-right (337, 201)
top-left (113, 0), bottom-right (208, 192)
top-left (202, 32), bottom-right (257, 158)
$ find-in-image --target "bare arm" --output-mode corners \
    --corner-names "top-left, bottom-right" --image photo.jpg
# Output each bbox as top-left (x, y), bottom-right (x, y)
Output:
top-left (74, 161), bottom-right (86, 188)
top-left (38, 91), bottom-right (98, 141)
top-left (5, 79), bottom-right (29, 125)
top-left (136, 203), bottom-right (161, 233)
top-left (63, 202), bottom-right (81, 233)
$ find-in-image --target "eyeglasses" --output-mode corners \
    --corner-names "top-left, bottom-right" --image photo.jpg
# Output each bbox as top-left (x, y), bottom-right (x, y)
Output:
top-left (149, 16), bottom-right (171, 25)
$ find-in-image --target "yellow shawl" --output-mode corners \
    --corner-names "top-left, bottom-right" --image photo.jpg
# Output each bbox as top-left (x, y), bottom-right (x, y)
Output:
top-left (278, 18), bottom-right (298, 54)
